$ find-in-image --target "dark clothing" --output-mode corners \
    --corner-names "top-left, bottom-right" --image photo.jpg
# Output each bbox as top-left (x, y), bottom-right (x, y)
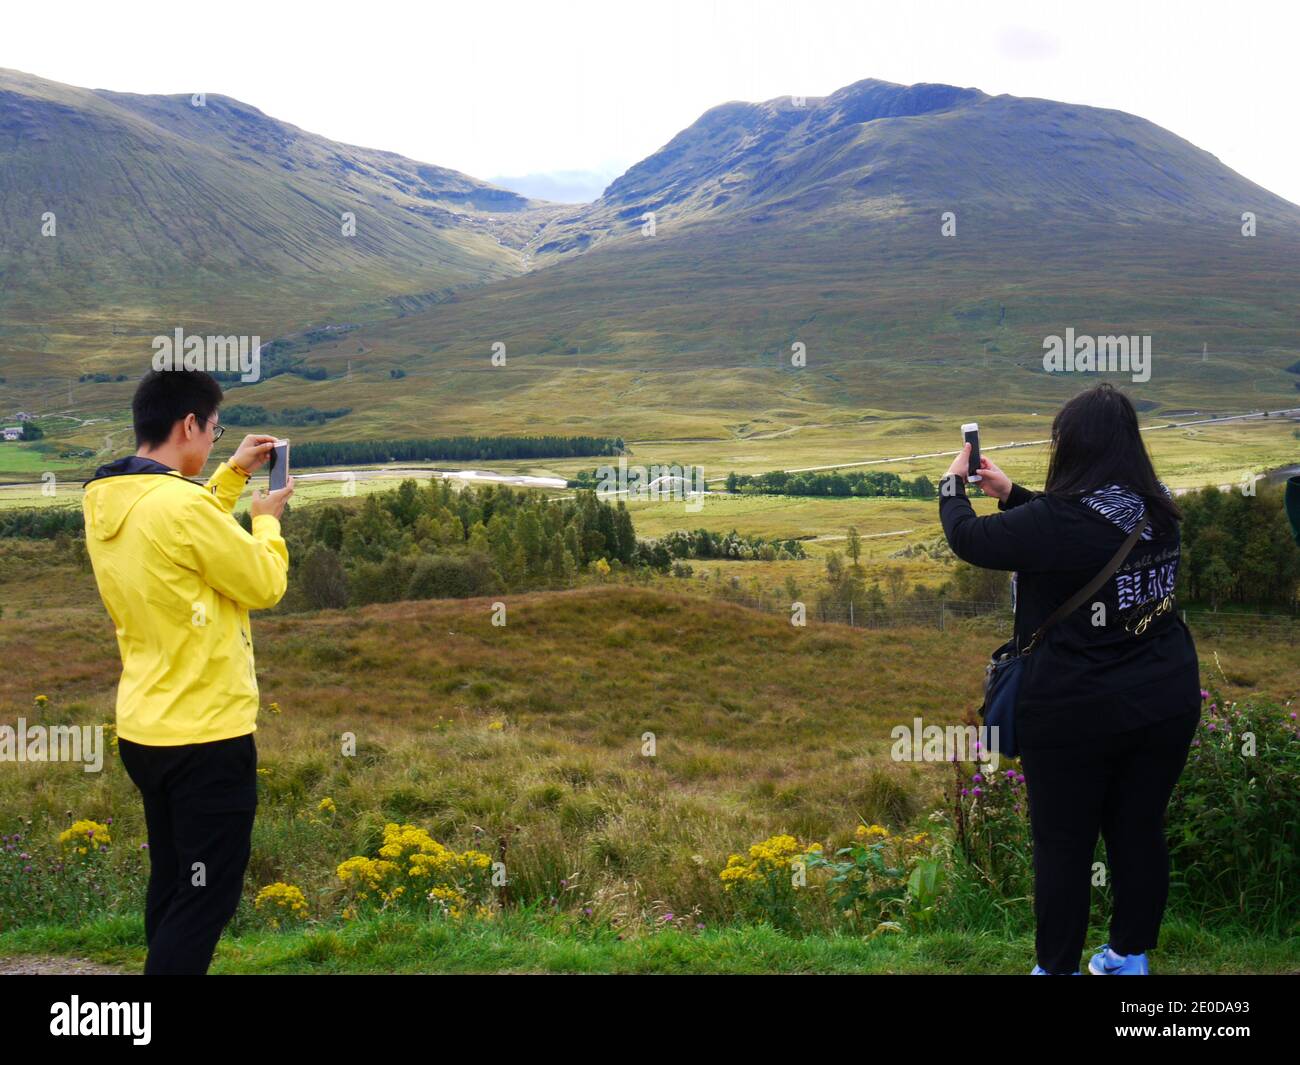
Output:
top-left (84, 454), bottom-right (177, 486)
top-left (118, 733), bottom-right (258, 975)
top-left (939, 472), bottom-right (1204, 973)
top-left (1287, 474), bottom-right (1300, 546)
top-left (939, 475), bottom-right (1200, 748)
top-left (1019, 704), bottom-right (1201, 974)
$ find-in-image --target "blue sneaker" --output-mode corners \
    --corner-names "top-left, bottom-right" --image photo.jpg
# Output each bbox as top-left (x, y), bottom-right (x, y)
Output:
top-left (1087, 944), bottom-right (1149, 975)
top-left (1030, 964), bottom-right (1081, 974)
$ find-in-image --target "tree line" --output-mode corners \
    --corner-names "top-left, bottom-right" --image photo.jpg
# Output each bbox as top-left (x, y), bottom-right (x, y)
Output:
top-left (290, 435), bottom-right (624, 468)
top-left (725, 469), bottom-right (936, 498)
top-left (1176, 483), bottom-right (1298, 610)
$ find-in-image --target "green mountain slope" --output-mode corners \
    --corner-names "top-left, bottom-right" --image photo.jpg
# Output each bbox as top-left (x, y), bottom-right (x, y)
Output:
top-left (0, 68), bottom-right (562, 382)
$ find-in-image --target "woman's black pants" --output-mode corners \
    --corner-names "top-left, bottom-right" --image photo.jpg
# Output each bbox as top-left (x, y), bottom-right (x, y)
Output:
top-left (1018, 705), bottom-right (1200, 975)
top-left (118, 732), bottom-right (258, 975)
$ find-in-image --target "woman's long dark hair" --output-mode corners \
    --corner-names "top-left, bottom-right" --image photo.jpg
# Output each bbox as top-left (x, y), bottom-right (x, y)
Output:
top-left (1043, 383), bottom-right (1182, 537)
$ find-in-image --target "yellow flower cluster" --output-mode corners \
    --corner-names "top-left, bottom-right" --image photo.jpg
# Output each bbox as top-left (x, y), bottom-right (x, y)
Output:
top-left (58, 819), bottom-right (111, 855)
top-left (34, 694), bottom-right (49, 709)
top-left (337, 856), bottom-right (402, 903)
top-left (317, 797), bottom-right (336, 815)
top-left (254, 882), bottom-right (309, 928)
top-left (338, 824), bottom-right (493, 915)
top-left (720, 834), bottom-right (822, 889)
top-left (855, 823), bottom-right (930, 847)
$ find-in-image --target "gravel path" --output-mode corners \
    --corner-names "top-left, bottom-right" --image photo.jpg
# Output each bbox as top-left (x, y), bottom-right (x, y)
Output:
top-left (0, 954), bottom-right (133, 975)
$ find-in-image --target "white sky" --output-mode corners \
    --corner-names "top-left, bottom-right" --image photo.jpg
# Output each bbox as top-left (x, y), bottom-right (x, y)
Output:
top-left (5, 0), bottom-right (1298, 205)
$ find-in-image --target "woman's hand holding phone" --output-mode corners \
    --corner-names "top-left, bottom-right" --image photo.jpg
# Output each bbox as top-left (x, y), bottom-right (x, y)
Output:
top-left (973, 456), bottom-right (1012, 503)
top-left (945, 444), bottom-right (1014, 503)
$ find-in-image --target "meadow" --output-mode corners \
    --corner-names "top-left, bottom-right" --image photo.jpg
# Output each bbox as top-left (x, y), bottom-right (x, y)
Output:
top-left (1, 519), bottom-right (1296, 972)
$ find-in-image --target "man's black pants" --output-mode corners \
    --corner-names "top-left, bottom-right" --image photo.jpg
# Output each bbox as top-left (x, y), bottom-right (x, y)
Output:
top-left (118, 732), bottom-right (258, 975)
top-left (1018, 704), bottom-right (1200, 975)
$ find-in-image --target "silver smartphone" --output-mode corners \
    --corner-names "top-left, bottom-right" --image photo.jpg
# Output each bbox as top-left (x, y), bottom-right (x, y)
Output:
top-left (267, 439), bottom-right (290, 492)
top-left (961, 422), bottom-right (981, 482)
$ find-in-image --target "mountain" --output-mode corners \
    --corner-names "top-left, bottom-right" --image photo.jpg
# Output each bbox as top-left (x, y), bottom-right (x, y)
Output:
top-left (0, 68), bottom-right (563, 380)
top-left (256, 77), bottom-right (1300, 439)
top-left (525, 78), bottom-right (1300, 258)
top-left (2, 73), bottom-right (1298, 451)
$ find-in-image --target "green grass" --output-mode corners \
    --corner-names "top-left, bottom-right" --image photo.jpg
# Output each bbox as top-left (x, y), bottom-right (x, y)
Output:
top-left (2, 911), bottom-right (1294, 974)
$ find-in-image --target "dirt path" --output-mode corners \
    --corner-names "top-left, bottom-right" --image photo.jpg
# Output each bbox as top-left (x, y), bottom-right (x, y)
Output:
top-left (0, 954), bottom-right (134, 975)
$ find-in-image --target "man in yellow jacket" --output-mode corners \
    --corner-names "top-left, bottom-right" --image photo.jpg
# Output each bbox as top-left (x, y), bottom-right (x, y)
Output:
top-left (83, 368), bottom-right (294, 974)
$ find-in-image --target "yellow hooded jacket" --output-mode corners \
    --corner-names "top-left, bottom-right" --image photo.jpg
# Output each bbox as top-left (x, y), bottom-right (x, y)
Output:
top-left (83, 457), bottom-right (289, 745)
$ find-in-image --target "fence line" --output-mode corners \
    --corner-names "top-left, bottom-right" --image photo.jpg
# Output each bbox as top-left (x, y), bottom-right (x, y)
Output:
top-left (706, 591), bottom-right (1298, 642)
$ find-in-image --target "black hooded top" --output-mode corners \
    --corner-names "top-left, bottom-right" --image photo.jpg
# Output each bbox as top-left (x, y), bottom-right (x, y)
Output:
top-left (939, 474), bottom-right (1200, 749)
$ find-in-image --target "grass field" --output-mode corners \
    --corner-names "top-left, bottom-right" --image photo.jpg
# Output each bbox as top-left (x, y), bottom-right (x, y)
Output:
top-left (1, 570), bottom-right (1295, 973)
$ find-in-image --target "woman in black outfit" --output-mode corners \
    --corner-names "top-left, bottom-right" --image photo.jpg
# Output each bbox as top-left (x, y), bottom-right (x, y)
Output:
top-left (938, 383), bottom-right (1202, 976)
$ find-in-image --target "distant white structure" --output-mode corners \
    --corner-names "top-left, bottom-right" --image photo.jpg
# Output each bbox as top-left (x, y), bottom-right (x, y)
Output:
top-left (2, 427), bottom-right (23, 441)
top-left (13, 412), bottom-right (34, 422)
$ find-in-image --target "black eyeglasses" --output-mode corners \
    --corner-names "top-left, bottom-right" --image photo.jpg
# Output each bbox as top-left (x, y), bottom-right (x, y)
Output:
top-left (199, 416), bottom-right (225, 442)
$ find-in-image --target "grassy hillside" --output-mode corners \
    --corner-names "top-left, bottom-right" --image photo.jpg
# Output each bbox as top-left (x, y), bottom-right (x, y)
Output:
top-left (0, 577), bottom-right (1294, 972)
top-left (0, 68), bottom-right (564, 390)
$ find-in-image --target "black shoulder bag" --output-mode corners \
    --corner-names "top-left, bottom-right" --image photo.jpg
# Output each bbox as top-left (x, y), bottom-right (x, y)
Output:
top-left (979, 508), bottom-right (1149, 758)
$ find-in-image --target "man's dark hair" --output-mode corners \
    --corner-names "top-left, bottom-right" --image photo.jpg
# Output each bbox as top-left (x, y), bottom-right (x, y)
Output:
top-left (132, 369), bottom-right (224, 448)
top-left (1044, 382), bottom-right (1183, 537)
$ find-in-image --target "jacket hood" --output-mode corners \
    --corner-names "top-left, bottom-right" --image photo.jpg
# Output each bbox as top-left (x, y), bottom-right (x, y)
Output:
top-left (85, 455), bottom-right (177, 484)
top-left (83, 457), bottom-right (182, 542)
top-left (1079, 481), bottom-right (1172, 541)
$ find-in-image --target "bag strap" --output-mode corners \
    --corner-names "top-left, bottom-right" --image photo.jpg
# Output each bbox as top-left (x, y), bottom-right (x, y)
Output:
top-left (1021, 508), bottom-right (1149, 654)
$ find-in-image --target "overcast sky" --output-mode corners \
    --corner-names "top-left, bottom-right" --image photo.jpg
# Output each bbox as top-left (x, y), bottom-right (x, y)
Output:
top-left (6, 0), bottom-right (1298, 204)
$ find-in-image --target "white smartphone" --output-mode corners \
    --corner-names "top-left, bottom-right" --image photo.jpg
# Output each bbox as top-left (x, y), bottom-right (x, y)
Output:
top-left (961, 422), bottom-right (982, 482)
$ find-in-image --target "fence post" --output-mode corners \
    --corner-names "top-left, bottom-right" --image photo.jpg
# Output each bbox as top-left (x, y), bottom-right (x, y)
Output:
top-left (939, 601), bottom-right (945, 632)
top-left (849, 599), bottom-right (854, 627)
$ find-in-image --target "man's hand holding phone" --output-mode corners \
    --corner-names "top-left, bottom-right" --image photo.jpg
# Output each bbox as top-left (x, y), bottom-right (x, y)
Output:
top-left (251, 478), bottom-right (295, 521)
top-left (229, 434), bottom-right (279, 476)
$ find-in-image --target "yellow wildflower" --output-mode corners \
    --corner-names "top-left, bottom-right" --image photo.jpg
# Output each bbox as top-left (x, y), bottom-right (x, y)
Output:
top-left (254, 882), bottom-right (309, 928)
top-left (58, 819), bottom-right (110, 855)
